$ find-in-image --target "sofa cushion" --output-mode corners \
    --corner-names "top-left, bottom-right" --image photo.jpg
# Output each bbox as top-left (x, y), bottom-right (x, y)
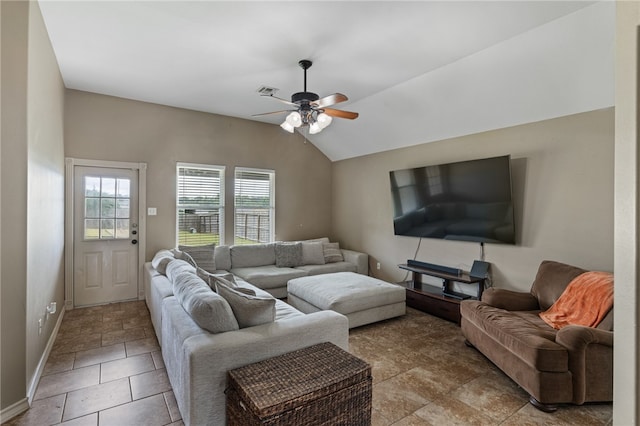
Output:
top-left (196, 268), bottom-right (235, 289)
top-left (172, 271), bottom-right (239, 333)
top-left (460, 300), bottom-right (568, 372)
top-left (230, 244), bottom-right (276, 268)
top-left (166, 259), bottom-right (196, 283)
top-left (274, 242), bottom-right (303, 267)
top-left (215, 280), bottom-right (276, 328)
top-left (530, 261), bottom-right (587, 311)
top-left (305, 237), bottom-right (330, 244)
top-left (151, 250), bottom-right (175, 275)
top-left (230, 265), bottom-right (308, 289)
top-left (178, 244), bottom-right (216, 273)
top-left (173, 250), bottom-right (197, 268)
top-left (323, 242), bottom-right (344, 263)
top-left (301, 241), bottom-right (325, 265)
top-left (213, 245), bottom-right (232, 271)
top-left (295, 262), bottom-right (356, 276)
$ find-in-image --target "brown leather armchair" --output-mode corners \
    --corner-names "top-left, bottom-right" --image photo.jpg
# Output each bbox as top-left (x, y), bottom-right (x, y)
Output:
top-left (460, 260), bottom-right (613, 412)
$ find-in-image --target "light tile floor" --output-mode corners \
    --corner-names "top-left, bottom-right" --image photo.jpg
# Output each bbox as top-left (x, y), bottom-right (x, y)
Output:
top-left (4, 302), bottom-right (612, 425)
top-left (4, 301), bottom-right (181, 426)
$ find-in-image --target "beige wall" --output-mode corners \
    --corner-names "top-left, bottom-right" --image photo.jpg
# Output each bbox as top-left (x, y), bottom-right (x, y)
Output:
top-left (1, 0), bottom-right (29, 410)
top-left (614, 1), bottom-right (640, 422)
top-left (332, 109), bottom-right (614, 292)
top-left (25, 1), bottom-right (66, 397)
top-left (64, 90), bottom-right (333, 259)
top-left (1, 0), bottom-right (65, 414)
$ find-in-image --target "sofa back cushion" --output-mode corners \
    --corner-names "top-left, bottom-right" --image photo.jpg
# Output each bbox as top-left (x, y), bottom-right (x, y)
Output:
top-left (301, 242), bottom-right (325, 265)
top-left (151, 250), bottom-right (175, 275)
top-left (166, 259), bottom-right (197, 283)
top-left (230, 243), bottom-right (276, 268)
top-left (530, 260), bottom-right (588, 311)
top-left (172, 271), bottom-right (239, 333)
top-left (214, 245), bottom-right (232, 271)
top-left (178, 244), bottom-right (216, 273)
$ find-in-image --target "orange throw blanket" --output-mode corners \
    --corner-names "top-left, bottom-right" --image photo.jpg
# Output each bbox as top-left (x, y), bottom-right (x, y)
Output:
top-left (539, 271), bottom-right (614, 330)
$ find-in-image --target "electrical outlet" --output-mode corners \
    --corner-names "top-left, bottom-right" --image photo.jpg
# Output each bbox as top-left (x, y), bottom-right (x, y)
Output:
top-left (376, 262), bottom-right (381, 270)
top-left (38, 318), bottom-right (43, 335)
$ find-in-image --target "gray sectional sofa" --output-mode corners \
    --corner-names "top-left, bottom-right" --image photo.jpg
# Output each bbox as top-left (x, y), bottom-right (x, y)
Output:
top-left (143, 238), bottom-right (367, 425)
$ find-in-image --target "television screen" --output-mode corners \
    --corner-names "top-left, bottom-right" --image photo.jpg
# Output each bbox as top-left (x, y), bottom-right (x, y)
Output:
top-left (389, 155), bottom-right (515, 244)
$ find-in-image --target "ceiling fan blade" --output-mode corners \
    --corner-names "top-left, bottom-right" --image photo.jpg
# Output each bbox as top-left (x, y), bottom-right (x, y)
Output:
top-left (251, 110), bottom-right (292, 117)
top-left (323, 108), bottom-right (359, 120)
top-left (261, 94), bottom-right (296, 107)
top-left (312, 93), bottom-right (348, 108)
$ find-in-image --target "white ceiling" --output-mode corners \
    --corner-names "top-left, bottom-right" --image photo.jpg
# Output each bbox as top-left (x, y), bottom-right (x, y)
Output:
top-left (38, 1), bottom-right (614, 161)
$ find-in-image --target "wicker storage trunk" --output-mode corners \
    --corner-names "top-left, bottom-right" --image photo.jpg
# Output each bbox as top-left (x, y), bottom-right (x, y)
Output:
top-left (226, 342), bottom-right (372, 426)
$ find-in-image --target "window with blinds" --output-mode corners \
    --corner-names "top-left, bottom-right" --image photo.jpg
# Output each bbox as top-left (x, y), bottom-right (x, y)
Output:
top-left (176, 163), bottom-right (225, 247)
top-left (234, 168), bottom-right (275, 245)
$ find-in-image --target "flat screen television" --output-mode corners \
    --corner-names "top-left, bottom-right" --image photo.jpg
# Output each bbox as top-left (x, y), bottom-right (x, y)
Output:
top-left (389, 155), bottom-right (515, 244)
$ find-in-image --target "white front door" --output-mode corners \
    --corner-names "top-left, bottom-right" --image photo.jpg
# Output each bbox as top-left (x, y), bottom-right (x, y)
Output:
top-left (73, 166), bottom-right (139, 306)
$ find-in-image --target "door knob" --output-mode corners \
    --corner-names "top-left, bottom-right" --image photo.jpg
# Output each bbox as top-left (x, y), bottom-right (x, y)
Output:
top-left (132, 239), bottom-right (138, 245)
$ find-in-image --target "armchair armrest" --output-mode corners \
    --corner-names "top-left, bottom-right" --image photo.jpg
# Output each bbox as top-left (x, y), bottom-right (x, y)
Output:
top-left (341, 249), bottom-right (369, 275)
top-left (481, 287), bottom-right (539, 311)
top-left (555, 325), bottom-right (613, 404)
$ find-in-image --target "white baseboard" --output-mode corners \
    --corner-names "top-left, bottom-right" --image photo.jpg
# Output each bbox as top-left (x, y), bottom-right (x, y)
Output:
top-left (27, 305), bottom-right (66, 404)
top-left (0, 398), bottom-right (29, 424)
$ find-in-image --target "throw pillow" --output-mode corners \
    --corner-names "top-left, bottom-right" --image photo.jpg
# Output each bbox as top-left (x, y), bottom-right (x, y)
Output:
top-left (301, 241), bottom-right (325, 265)
top-left (323, 242), bottom-right (344, 263)
top-left (151, 249), bottom-right (175, 275)
top-left (172, 271), bottom-right (239, 333)
top-left (174, 250), bottom-right (198, 268)
top-left (274, 242), bottom-right (303, 267)
top-left (196, 268), bottom-right (236, 289)
top-left (178, 244), bottom-right (216, 273)
top-left (166, 259), bottom-right (197, 283)
top-left (215, 280), bottom-right (275, 328)
top-left (215, 275), bottom-right (256, 296)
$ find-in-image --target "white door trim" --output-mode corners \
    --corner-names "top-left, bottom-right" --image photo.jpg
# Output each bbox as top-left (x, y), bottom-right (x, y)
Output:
top-left (65, 158), bottom-right (147, 309)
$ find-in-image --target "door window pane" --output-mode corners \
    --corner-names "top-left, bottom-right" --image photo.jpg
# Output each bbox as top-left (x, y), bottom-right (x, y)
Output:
top-left (117, 179), bottom-right (130, 197)
top-left (84, 219), bottom-right (100, 239)
top-left (116, 199), bottom-right (130, 218)
top-left (116, 219), bottom-right (130, 239)
top-left (101, 178), bottom-right (116, 197)
top-left (85, 198), bottom-right (100, 218)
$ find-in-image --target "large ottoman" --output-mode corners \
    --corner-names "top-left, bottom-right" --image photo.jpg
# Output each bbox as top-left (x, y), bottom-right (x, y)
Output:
top-left (287, 272), bottom-right (406, 328)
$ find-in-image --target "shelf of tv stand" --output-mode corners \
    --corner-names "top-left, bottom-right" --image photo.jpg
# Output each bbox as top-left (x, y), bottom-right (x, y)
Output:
top-left (398, 263), bottom-right (485, 324)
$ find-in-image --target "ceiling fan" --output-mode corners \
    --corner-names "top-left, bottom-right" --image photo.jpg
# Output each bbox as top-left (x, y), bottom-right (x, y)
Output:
top-left (253, 59), bottom-right (359, 134)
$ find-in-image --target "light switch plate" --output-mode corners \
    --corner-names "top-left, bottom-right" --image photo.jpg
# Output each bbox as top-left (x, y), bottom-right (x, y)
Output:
top-left (147, 207), bottom-right (157, 216)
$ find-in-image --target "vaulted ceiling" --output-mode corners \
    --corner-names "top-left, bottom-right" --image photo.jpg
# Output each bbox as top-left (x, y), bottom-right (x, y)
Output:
top-left (38, 1), bottom-right (614, 161)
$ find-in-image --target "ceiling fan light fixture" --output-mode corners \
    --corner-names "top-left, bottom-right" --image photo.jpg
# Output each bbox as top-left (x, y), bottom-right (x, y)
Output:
top-left (309, 121), bottom-right (322, 134)
top-left (285, 111), bottom-right (302, 128)
top-left (316, 112), bottom-right (332, 129)
top-left (280, 121), bottom-right (295, 133)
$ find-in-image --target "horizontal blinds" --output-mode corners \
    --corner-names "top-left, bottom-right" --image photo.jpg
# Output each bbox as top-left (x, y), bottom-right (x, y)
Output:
top-left (234, 168), bottom-right (274, 245)
top-left (235, 170), bottom-right (273, 208)
top-left (178, 167), bottom-right (223, 209)
top-left (177, 164), bottom-right (225, 247)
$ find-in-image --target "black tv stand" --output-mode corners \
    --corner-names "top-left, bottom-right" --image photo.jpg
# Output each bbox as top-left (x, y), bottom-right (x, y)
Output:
top-left (398, 262), bottom-right (486, 324)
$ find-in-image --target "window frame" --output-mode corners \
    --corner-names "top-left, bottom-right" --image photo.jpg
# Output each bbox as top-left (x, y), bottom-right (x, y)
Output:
top-left (176, 162), bottom-right (226, 247)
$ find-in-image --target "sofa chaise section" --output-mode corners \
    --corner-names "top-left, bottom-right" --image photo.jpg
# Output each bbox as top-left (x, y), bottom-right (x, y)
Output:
top-left (162, 296), bottom-right (348, 426)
